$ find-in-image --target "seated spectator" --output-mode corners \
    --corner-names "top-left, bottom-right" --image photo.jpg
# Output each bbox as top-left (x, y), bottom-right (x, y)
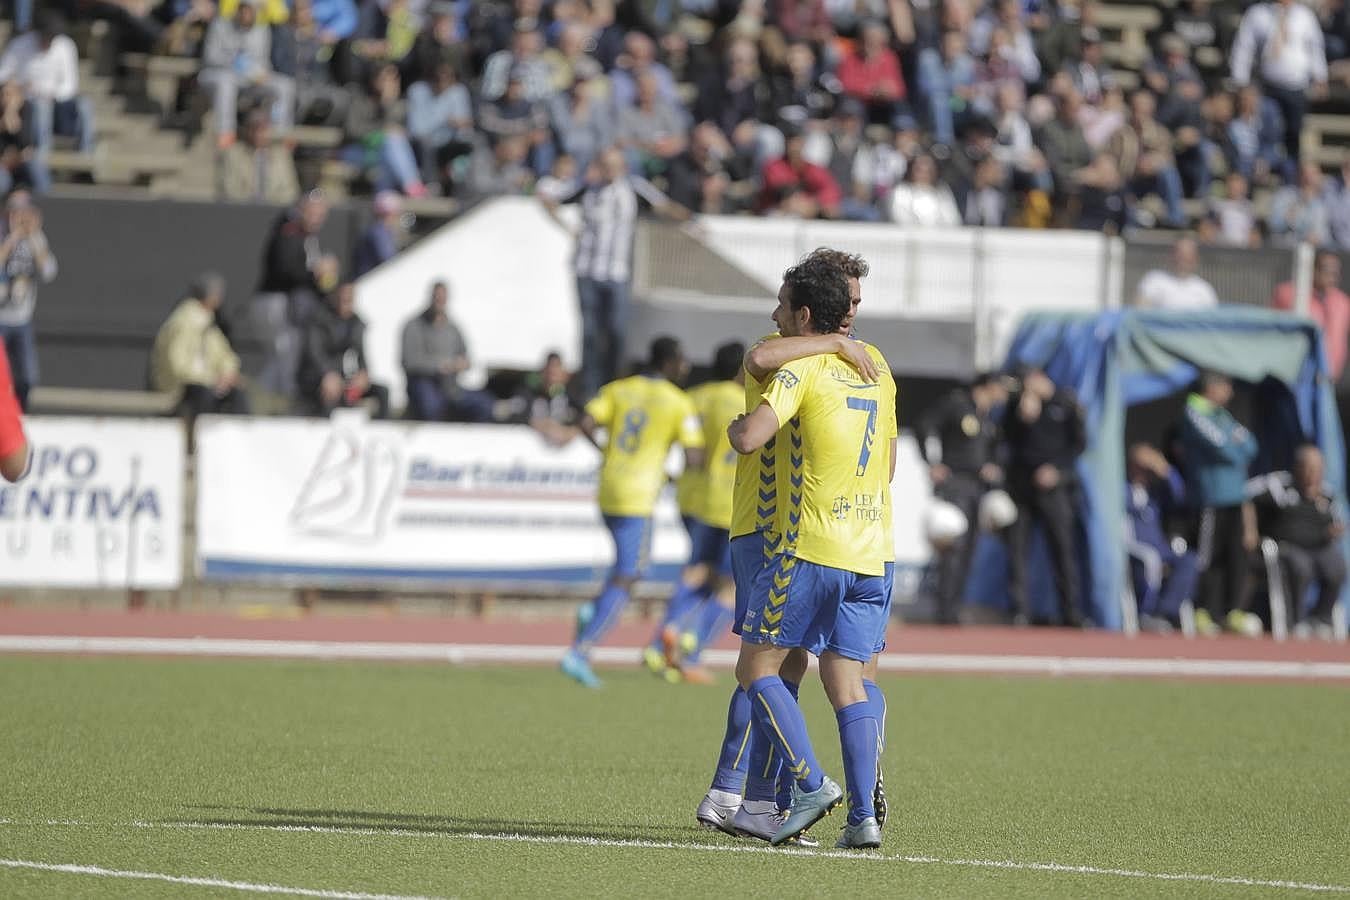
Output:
top-left (968, 0), bottom-right (1040, 83)
top-left (0, 81), bottom-right (49, 195)
top-left (510, 351), bottom-right (581, 445)
top-left (220, 111), bottom-right (300, 204)
top-left (549, 60), bottom-right (615, 177)
top-left (464, 133), bottom-right (535, 200)
top-left (1208, 172), bottom-right (1259, 248)
top-left (407, 60), bottom-right (475, 189)
top-left (1163, 0), bottom-right (1220, 57)
top-left (768, 41), bottom-right (835, 130)
top-left (1081, 84), bottom-right (1127, 150)
top-left (837, 20), bottom-right (907, 127)
top-left (1107, 90), bottom-right (1186, 229)
top-left (958, 156), bottom-right (1008, 227)
top-left (274, 0), bottom-right (353, 128)
top-left (1272, 251), bottom-right (1349, 380)
top-left (971, 27), bottom-right (1028, 117)
top-left (1249, 445), bottom-right (1346, 639)
top-left (401, 281), bottom-right (494, 422)
top-left (1135, 236), bottom-right (1219, 309)
top-left (773, 0), bottom-right (835, 44)
top-left (541, 22), bottom-right (595, 95)
top-left (346, 0), bottom-right (421, 80)
top-left (609, 31), bottom-right (679, 114)
top-left (918, 30), bottom-right (978, 147)
top-left (1125, 442), bottom-right (1198, 633)
top-left (1034, 89), bottom-right (1094, 205)
top-left (695, 37), bottom-right (770, 142)
top-left (824, 101), bottom-right (879, 221)
top-left (0, 191), bottom-right (56, 412)
top-left (757, 127), bottom-right (842, 218)
top-left (1063, 27), bottom-right (1113, 108)
top-left (1326, 159), bottom-right (1350, 250)
top-left (482, 66), bottom-right (554, 166)
top-left (617, 71), bottom-right (687, 177)
top-left (1148, 35), bottom-right (1211, 200)
top-left (0, 13), bottom-right (95, 152)
top-left (889, 153), bottom-right (961, 227)
top-left (1074, 154), bottom-right (1128, 234)
top-left (992, 83), bottom-right (1050, 192)
top-left (535, 154), bottom-right (578, 203)
top-left (1226, 85), bottom-right (1285, 185)
top-left (151, 272), bottom-right (249, 423)
top-left (352, 191), bottom-right (404, 277)
top-left (667, 122), bottom-right (741, 215)
top-left (403, 2), bottom-right (470, 87)
top-left (481, 25), bottom-right (553, 103)
top-left (300, 282), bottom-right (389, 418)
top-left (342, 62), bottom-right (427, 197)
top-left (198, 0), bottom-right (294, 149)
top-left (1269, 161), bottom-right (1331, 248)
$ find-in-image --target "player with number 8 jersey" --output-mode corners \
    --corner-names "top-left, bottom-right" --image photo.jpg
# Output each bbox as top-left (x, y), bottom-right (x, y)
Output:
top-left (561, 337), bottom-right (706, 689)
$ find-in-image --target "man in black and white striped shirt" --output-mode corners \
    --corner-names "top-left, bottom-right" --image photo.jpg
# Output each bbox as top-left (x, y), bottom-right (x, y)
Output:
top-left (546, 146), bottom-right (690, 399)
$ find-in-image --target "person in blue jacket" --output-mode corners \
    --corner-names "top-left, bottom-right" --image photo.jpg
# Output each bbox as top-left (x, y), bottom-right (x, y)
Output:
top-left (1176, 372), bottom-right (1262, 636)
top-left (1125, 442), bottom-right (1199, 633)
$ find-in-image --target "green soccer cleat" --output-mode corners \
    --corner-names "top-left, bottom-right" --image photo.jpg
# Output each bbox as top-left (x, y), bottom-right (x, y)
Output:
top-left (1193, 608), bottom-right (1221, 637)
top-left (1226, 609), bottom-right (1263, 638)
top-left (560, 649), bottom-right (602, 689)
top-left (642, 645), bottom-right (668, 677)
top-left (770, 776), bottom-right (843, 846)
top-left (835, 816), bottom-right (882, 850)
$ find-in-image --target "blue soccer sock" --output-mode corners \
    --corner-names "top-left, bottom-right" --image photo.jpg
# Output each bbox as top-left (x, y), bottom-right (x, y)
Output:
top-left (863, 679), bottom-right (887, 753)
top-left (836, 700), bottom-right (880, 826)
top-left (652, 580), bottom-right (704, 649)
top-left (574, 582), bottom-right (629, 652)
top-left (774, 679), bottom-right (801, 810)
top-left (710, 687), bottom-right (752, 795)
top-left (747, 675), bottom-right (823, 793)
top-left (684, 600), bottom-right (734, 664)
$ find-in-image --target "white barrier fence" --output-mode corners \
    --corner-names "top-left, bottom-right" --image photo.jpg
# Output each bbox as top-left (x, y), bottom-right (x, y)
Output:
top-left (0, 417), bottom-right (184, 589)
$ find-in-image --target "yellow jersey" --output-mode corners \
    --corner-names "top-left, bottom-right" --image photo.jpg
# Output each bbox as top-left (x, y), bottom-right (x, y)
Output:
top-left (759, 348), bottom-right (898, 576)
top-left (730, 334), bottom-right (779, 539)
top-left (680, 379), bottom-right (745, 529)
top-left (585, 375), bottom-right (704, 517)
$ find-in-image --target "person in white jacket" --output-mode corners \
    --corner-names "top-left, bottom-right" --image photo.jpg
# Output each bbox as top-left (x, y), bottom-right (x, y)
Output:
top-left (0, 12), bottom-right (94, 152)
top-left (888, 153), bottom-right (961, 227)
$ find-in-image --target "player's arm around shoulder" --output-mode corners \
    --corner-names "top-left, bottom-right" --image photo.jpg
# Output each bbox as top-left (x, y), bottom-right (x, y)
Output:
top-left (744, 333), bottom-right (878, 383)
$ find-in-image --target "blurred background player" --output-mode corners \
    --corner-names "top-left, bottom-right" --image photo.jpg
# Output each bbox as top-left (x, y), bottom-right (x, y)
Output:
top-left (646, 341), bottom-right (746, 685)
top-left (916, 372), bottom-right (1008, 625)
top-left (1125, 442), bottom-right (1198, 634)
top-left (727, 254), bottom-right (897, 849)
top-left (561, 336), bottom-right (705, 689)
top-left (0, 341), bottom-right (28, 482)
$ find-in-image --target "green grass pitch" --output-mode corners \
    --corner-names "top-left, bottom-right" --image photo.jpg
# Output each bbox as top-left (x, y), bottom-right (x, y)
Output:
top-left (0, 656), bottom-right (1346, 898)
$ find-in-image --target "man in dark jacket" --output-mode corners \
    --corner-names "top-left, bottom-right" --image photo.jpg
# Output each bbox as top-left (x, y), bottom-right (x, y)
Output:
top-left (1002, 367), bottom-right (1087, 627)
top-left (916, 371), bottom-right (1007, 624)
top-left (1249, 444), bottom-right (1345, 639)
top-left (1177, 371), bottom-right (1260, 636)
top-left (400, 281), bottom-right (493, 422)
top-left (300, 282), bottom-right (388, 418)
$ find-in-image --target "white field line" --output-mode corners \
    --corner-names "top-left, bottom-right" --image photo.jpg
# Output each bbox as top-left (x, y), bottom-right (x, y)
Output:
top-left (0, 857), bottom-right (441, 900)
top-left (0, 635), bottom-right (1348, 680)
top-left (2, 819), bottom-right (1347, 895)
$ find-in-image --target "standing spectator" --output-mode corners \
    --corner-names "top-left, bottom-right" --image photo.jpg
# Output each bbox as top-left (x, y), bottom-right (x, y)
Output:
top-left (150, 272), bottom-right (249, 424)
top-left (1269, 161), bottom-right (1331, 247)
top-left (758, 127), bottom-right (843, 218)
top-left (0, 80), bottom-right (49, 195)
top-left (352, 191), bottom-right (404, 278)
top-left (916, 371), bottom-right (1008, 624)
top-left (542, 146), bottom-right (688, 400)
top-left (300, 282), bottom-right (389, 418)
top-left (617, 71), bottom-right (687, 177)
top-left (480, 67), bottom-right (554, 177)
top-left (220, 111), bottom-right (300, 204)
top-left (0, 191), bottom-right (54, 412)
top-left (1135, 236), bottom-right (1220, 309)
top-left (1272, 251), bottom-right (1349, 380)
top-left (407, 60), bottom-right (474, 189)
top-left (1177, 371), bottom-right (1261, 636)
top-left (0, 12), bottom-right (94, 152)
top-left (1125, 442), bottom-right (1199, 633)
top-left (254, 192), bottom-right (340, 400)
top-left (198, 0), bottom-right (294, 149)
top-left (343, 62), bottom-right (427, 197)
top-left (1209, 172), bottom-right (1259, 248)
top-left (1002, 367), bottom-right (1087, 627)
top-left (1230, 0), bottom-right (1328, 172)
top-left (837, 20), bottom-right (907, 127)
top-left (889, 152), bottom-right (960, 226)
top-left (1106, 90), bottom-right (1186, 229)
top-left (1250, 445), bottom-right (1346, 639)
top-left (400, 280), bottom-right (495, 422)
top-left (919, 29), bottom-right (978, 147)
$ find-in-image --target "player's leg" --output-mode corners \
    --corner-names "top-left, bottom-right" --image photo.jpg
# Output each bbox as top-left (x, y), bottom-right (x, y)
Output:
top-left (864, 561), bottom-right (893, 827)
top-left (681, 530), bottom-right (736, 678)
top-left (563, 516), bottom-right (650, 687)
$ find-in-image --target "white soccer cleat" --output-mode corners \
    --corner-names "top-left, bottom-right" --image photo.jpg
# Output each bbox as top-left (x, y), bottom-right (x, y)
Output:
top-left (696, 791), bottom-right (740, 836)
top-left (732, 800), bottom-right (821, 847)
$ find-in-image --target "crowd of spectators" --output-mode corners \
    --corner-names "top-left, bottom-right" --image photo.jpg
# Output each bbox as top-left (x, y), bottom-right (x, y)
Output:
top-left (17, 0), bottom-right (1349, 244)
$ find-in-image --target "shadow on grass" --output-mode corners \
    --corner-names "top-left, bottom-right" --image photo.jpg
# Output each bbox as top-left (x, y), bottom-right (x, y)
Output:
top-left (178, 804), bottom-right (713, 845)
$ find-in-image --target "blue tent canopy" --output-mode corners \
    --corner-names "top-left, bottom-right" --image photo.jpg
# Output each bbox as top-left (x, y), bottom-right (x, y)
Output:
top-left (988, 307), bottom-right (1346, 630)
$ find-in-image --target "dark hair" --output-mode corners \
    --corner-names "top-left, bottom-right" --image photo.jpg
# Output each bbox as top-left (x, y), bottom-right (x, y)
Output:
top-left (649, 336), bottom-right (682, 371)
top-left (803, 247), bottom-right (869, 280)
top-left (712, 341), bottom-right (745, 381)
top-left (782, 255), bottom-right (850, 335)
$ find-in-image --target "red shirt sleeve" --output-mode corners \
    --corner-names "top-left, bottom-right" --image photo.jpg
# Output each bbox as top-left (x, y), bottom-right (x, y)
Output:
top-left (836, 52), bottom-right (871, 100)
top-left (806, 163), bottom-right (842, 210)
top-left (0, 343), bottom-right (26, 459)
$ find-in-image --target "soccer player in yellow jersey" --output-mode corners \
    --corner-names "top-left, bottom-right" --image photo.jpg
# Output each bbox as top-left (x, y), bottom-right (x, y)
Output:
top-left (561, 337), bottom-right (706, 689)
top-left (644, 342), bottom-right (747, 683)
top-left (727, 255), bottom-right (898, 849)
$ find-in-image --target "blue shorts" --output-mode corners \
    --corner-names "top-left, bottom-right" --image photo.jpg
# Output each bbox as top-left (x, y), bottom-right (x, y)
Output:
top-left (687, 518), bottom-right (733, 576)
top-left (730, 531), bottom-right (773, 636)
top-left (877, 561), bottom-right (894, 654)
top-left (742, 553), bottom-right (888, 663)
top-left (604, 514), bottom-right (652, 578)
top-left (680, 514), bottom-right (698, 541)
